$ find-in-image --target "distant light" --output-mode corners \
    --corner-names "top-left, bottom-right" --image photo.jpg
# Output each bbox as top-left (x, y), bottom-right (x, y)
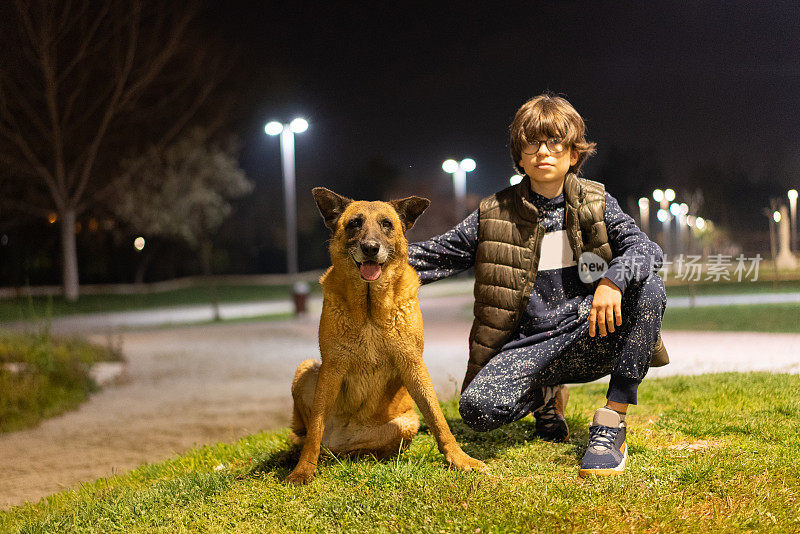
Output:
top-left (134, 237), bottom-right (145, 251)
top-left (0, 234), bottom-right (7, 246)
top-left (664, 188), bottom-right (676, 202)
top-left (652, 189), bottom-right (664, 202)
top-left (442, 159), bottom-right (459, 173)
top-left (264, 121), bottom-right (283, 136)
top-left (773, 211), bottom-right (781, 223)
top-left (460, 158), bottom-right (476, 172)
top-left (638, 197), bottom-right (649, 210)
top-left (48, 212), bottom-right (57, 224)
top-left (696, 217), bottom-right (706, 230)
top-left (669, 202), bottom-right (681, 216)
top-left (687, 215), bottom-right (696, 227)
top-left (790, 189), bottom-right (799, 201)
top-left (680, 203), bottom-right (689, 215)
top-left (657, 209), bottom-right (669, 222)
top-left (510, 175), bottom-right (523, 185)
top-left (290, 118), bottom-right (308, 133)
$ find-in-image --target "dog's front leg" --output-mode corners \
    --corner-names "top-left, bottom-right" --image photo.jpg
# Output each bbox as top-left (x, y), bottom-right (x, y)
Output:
top-left (400, 359), bottom-right (487, 473)
top-left (286, 361), bottom-right (345, 485)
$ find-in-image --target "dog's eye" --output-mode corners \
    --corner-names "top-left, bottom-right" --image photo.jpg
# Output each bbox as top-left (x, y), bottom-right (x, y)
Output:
top-left (346, 218), bottom-right (362, 230)
top-left (381, 219), bottom-right (393, 230)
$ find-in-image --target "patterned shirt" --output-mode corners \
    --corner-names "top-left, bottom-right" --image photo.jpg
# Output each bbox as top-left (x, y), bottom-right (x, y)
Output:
top-left (407, 187), bottom-right (663, 349)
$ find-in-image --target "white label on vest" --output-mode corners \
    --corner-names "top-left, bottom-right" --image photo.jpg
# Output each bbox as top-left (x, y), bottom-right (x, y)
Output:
top-left (537, 230), bottom-right (577, 271)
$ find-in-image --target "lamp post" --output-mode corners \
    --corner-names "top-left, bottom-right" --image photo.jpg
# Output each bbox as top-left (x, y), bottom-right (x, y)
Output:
top-left (789, 189), bottom-right (798, 252)
top-left (763, 207), bottom-right (778, 265)
top-left (653, 189), bottom-right (673, 257)
top-left (265, 117), bottom-right (308, 312)
top-left (442, 158), bottom-right (476, 221)
top-left (638, 197), bottom-right (650, 236)
top-left (656, 208), bottom-right (670, 260)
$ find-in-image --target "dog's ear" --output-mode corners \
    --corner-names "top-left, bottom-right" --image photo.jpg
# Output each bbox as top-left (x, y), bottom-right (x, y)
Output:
top-left (390, 196), bottom-right (430, 231)
top-left (312, 187), bottom-right (353, 232)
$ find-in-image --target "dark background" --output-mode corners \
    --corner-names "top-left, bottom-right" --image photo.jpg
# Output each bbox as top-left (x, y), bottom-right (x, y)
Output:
top-left (3, 1), bottom-right (799, 285)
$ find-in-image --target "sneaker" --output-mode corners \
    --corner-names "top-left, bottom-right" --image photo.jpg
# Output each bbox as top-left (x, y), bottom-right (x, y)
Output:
top-left (579, 407), bottom-right (627, 477)
top-left (532, 385), bottom-right (569, 443)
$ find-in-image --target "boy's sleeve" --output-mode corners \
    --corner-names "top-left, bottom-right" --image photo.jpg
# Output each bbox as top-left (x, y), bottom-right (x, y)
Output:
top-left (407, 208), bottom-right (479, 284)
top-left (601, 192), bottom-right (664, 294)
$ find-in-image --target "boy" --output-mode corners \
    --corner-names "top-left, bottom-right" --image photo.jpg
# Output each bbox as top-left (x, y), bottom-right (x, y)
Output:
top-left (407, 93), bottom-right (667, 477)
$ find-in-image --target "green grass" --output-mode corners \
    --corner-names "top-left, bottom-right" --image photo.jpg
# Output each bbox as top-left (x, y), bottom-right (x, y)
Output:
top-left (662, 303), bottom-right (800, 333)
top-left (2, 372), bottom-right (798, 533)
top-left (0, 330), bottom-right (121, 433)
top-left (0, 284), bottom-right (321, 322)
top-left (664, 278), bottom-right (800, 296)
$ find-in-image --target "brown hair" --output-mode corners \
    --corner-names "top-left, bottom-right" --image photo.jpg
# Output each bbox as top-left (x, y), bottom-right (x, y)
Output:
top-left (509, 93), bottom-right (597, 175)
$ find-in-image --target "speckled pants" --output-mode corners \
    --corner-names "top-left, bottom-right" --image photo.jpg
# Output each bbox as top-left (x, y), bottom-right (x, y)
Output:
top-left (459, 273), bottom-right (667, 432)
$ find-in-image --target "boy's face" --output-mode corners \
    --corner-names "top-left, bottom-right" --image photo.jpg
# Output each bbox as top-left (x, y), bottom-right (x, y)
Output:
top-left (518, 138), bottom-right (579, 186)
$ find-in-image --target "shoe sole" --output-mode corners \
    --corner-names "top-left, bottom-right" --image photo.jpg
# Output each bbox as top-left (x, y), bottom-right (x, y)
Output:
top-left (579, 441), bottom-right (627, 478)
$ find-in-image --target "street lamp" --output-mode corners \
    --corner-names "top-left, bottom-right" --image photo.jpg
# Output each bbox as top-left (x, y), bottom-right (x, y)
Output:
top-left (266, 117), bottom-right (308, 312)
top-left (638, 197), bottom-right (650, 236)
top-left (442, 158), bottom-right (476, 220)
top-left (789, 189), bottom-right (798, 252)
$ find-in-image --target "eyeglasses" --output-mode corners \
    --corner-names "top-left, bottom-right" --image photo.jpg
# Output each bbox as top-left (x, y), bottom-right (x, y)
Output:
top-left (523, 138), bottom-right (567, 155)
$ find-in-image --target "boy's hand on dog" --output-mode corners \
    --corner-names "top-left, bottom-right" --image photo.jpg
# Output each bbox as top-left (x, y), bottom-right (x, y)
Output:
top-left (444, 446), bottom-right (489, 473)
top-left (588, 278), bottom-right (623, 337)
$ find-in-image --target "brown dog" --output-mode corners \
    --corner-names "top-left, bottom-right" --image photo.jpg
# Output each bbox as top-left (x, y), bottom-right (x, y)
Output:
top-left (285, 187), bottom-right (487, 485)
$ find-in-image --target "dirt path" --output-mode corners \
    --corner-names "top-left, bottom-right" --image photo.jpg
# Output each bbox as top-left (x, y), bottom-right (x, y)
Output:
top-left (0, 318), bottom-right (321, 510)
top-left (1, 295), bottom-right (798, 510)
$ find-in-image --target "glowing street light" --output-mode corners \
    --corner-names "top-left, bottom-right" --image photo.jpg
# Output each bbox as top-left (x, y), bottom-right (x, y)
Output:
top-left (442, 158), bottom-right (476, 220)
top-left (652, 189), bottom-right (664, 203)
top-left (664, 188), bottom-right (676, 202)
top-left (134, 237), bottom-right (145, 251)
top-left (265, 117), bottom-right (308, 278)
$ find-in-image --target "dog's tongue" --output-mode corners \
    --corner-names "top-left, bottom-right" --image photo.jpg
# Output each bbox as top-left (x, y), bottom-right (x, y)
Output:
top-left (360, 261), bottom-right (382, 281)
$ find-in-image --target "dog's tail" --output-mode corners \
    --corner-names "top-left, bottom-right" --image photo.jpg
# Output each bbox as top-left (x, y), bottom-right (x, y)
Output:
top-left (290, 404), bottom-right (307, 443)
top-left (289, 359), bottom-right (319, 440)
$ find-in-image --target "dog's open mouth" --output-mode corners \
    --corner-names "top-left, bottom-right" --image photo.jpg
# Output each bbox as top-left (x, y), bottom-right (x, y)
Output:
top-left (356, 260), bottom-right (383, 281)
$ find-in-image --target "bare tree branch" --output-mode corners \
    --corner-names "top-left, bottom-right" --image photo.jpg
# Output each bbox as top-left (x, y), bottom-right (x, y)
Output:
top-left (0, 0), bottom-right (234, 298)
top-left (56, 2), bottom-right (110, 85)
top-left (70, 1), bottom-right (141, 207)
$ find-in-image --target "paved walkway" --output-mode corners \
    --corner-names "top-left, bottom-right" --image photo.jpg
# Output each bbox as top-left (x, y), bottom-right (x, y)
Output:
top-left (1, 284), bottom-right (799, 509)
top-left (4, 280), bottom-right (799, 334)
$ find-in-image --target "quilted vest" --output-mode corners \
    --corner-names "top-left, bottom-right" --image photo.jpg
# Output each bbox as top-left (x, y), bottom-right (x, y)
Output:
top-left (464, 172), bottom-right (612, 391)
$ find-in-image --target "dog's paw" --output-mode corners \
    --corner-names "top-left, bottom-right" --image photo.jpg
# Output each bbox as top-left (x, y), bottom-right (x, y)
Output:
top-left (445, 449), bottom-right (488, 473)
top-left (285, 468), bottom-right (316, 485)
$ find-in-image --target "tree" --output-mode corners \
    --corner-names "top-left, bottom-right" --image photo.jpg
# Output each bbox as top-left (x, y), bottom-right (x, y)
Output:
top-left (113, 128), bottom-right (254, 283)
top-left (0, 0), bottom-right (226, 300)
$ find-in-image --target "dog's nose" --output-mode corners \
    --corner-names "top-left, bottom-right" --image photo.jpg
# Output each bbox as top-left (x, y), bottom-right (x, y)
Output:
top-left (360, 241), bottom-right (380, 257)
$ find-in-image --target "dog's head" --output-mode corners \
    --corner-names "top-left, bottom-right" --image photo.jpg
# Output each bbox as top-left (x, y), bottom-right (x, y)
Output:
top-left (312, 187), bottom-right (430, 283)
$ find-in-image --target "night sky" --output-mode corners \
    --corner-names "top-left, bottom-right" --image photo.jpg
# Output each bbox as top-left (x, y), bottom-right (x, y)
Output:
top-left (3, 1), bottom-right (800, 282)
top-left (203, 1), bottom-right (800, 205)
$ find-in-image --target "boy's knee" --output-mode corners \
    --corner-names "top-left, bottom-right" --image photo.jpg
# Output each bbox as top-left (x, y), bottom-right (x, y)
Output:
top-left (626, 273), bottom-right (666, 310)
top-left (458, 388), bottom-right (498, 432)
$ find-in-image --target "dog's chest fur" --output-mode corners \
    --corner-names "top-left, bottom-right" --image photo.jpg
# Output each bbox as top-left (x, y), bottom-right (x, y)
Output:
top-left (319, 268), bottom-right (423, 418)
